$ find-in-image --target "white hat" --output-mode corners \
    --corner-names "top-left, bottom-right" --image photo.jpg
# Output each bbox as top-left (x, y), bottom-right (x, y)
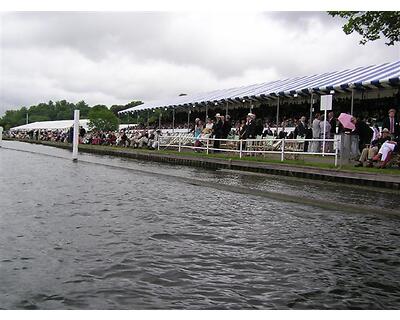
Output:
top-left (215, 113), bottom-right (221, 117)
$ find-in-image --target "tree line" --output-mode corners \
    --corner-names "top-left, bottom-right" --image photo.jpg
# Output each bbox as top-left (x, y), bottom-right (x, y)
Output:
top-left (0, 100), bottom-right (143, 131)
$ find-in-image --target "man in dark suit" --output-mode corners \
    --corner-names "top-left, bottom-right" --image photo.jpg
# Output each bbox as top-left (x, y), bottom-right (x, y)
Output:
top-left (294, 116), bottom-right (310, 151)
top-left (382, 108), bottom-right (400, 139)
top-left (294, 116), bottom-right (308, 138)
top-left (222, 115), bottom-right (232, 139)
top-left (354, 117), bottom-right (373, 153)
top-left (244, 113), bottom-right (256, 139)
top-left (328, 111), bottom-right (337, 136)
top-left (212, 113), bottom-right (224, 151)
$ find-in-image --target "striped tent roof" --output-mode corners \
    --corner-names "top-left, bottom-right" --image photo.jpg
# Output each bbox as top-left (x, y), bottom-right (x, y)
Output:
top-left (119, 60), bottom-right (400, 114)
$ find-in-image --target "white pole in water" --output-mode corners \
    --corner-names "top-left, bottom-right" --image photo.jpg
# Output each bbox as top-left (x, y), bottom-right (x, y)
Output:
top-left (72, 109), bottom-right (80, 161)
top-left (0, 126), bottom-right (3, 148)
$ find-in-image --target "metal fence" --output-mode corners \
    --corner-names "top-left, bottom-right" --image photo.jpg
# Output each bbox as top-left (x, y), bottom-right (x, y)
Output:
top-left (158, 133), bottom-right (339, 166)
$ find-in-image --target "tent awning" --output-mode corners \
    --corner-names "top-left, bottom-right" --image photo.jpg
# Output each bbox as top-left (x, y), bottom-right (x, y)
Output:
top-left (119, 60), bottom-right (400, 114)
top-left (10, 120), bottom-right (89, 131)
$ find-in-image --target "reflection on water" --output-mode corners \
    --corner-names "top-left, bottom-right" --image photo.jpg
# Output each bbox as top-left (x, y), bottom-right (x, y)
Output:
top-left (0, 141), bottom-right (399, 309)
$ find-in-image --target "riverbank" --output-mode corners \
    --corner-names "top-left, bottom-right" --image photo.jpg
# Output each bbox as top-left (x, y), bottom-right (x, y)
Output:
top-left (4, 138), bottom-right (400, 191)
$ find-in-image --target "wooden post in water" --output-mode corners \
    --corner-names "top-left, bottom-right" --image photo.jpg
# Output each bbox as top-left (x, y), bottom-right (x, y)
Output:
top-left (72, 110), bottom-right (80, 161)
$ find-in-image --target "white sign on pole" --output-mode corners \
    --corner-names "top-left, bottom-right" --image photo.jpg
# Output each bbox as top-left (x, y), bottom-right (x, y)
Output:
top-left (320, 95), bottom-right (333, 156)
top-left (320, 94), bottom-right (333, 111)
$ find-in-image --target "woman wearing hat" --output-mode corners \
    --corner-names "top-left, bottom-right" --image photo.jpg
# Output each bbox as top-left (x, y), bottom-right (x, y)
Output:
top-left (193, 118), bottom-right (204, 151)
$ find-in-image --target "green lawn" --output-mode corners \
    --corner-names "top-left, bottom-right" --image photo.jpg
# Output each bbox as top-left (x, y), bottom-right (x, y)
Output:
top-left (85, 144), bottom-right (400, 175)
top-left (9, 139), bottom-right (400, 175)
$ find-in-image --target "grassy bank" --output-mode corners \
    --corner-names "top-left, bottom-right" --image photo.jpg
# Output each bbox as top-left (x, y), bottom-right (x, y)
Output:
top-left (5, 138), bottom-right (400, 176)
top-left (80, 143), bottom-right (400, 176)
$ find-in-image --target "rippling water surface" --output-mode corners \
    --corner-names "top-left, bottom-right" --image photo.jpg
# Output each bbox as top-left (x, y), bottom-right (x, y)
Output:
top-left (0, 141), bottom-right (400, 309)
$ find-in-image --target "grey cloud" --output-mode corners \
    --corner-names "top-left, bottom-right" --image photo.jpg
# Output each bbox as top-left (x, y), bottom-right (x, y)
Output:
top-left (1, 11), bottom-right (399, 115)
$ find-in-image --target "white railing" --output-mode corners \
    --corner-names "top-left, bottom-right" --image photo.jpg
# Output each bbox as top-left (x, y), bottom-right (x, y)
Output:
top-left (158, 134), bottom-right (340, 166)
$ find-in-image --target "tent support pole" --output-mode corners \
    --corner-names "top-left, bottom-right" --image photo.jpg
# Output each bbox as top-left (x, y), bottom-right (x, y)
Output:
top-left (172, 107), bottom-right (175, 133)
top-left (226, 101), bottom-right (228, 116)
top-left (187, 108), bottom-right (191, 133)
top-left (205, 105), bottom-right (208, 121)
top-left (350, 89), bottom-right (354, 116)
top-left (309, 93), bottom-right (314, 127)
top-left (276, 96), bottom-right (280, 136)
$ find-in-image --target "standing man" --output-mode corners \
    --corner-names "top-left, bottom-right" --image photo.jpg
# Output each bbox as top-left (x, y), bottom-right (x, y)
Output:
top-left (354, 116), bottom-right (373, 153)
top-left (319, 115), bottom-right (331, 153)
top-left (382, 108), bottom-right (400, 139)
top-left (328, 111), bottom-right (337, 136)
top-left (295, 116), bottom-right (309, 151)
top-left (244, 113), bottom-right (256, 139)
top-left (68, 125), bottom-right (74, 143)
top-left (295, 116), bottom-right (308, 138)
top-left (327, 111), bottom-right (337, 152)
top-left (222, 115), bottom-right (232, 139)
top-left (212, 113), bottom-right (224, 151)
top-left (312, 113), bottom-right (321, 152)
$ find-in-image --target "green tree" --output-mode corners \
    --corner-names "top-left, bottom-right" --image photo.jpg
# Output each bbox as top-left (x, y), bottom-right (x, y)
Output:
top-left (88, 105), bottom-right (119, 131)
top-left (328, 11), bottom-right (400, 46)
top-left (0, 107), bottom-right (28, 130)
top-left (76, 100), bottom-right (91, 118)
top-left (124, 100), bottom-right (143, 110)
top-left (0, 99), bottom-right (141, 130)
top-left (112, 101), bottom-right (143, 124)
top-left (110, 104), bottom-right (128, 116)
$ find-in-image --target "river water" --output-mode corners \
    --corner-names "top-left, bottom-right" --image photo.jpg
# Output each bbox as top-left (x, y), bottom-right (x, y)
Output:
top-left (0, 141), bottom-right (399, 309)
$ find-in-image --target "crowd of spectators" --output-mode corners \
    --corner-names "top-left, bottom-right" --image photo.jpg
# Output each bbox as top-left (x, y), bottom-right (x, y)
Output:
top-left (354, 108), bottom-right (400, 168)
top-left (5, 108), bottom-right (400, 168)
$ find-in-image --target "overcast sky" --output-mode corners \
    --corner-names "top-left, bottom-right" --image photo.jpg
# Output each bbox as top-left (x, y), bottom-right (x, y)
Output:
top-left (0, 11), bottom-right (399, 115)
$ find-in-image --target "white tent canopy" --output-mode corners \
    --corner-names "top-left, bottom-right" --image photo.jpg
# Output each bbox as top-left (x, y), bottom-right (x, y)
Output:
top-left (10, 120), bottom-right (89, 131)
top-left (10, 120), bottom-right (139, 131)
